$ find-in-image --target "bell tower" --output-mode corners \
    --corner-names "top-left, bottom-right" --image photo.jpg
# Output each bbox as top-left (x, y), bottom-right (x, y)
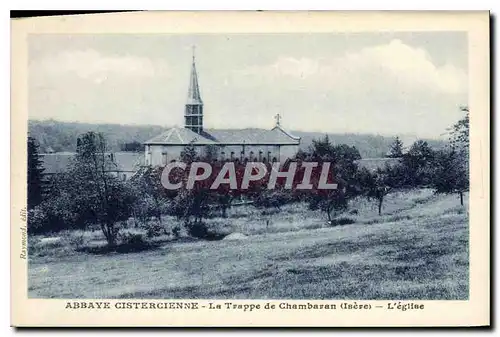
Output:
top-left (184, 47), bottom-right (203, 134)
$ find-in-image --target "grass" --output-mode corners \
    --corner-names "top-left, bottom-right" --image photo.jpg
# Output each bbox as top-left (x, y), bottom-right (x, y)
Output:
top-left (28, 189), bottom-right (469, 300)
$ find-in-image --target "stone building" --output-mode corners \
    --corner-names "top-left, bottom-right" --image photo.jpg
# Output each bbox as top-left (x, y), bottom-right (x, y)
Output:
top-left (144, 53), bottom-right (301, 166)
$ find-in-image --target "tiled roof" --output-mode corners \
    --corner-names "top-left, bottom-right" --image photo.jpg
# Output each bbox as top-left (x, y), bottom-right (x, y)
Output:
top-left (144, 126), bottom-right (301, 146)
top-left (40, 152), bottom-right (144, 174)
top-left (40, 153), bottom-right (74, 174)
top-left (144, 127), bottom-right (217, 145)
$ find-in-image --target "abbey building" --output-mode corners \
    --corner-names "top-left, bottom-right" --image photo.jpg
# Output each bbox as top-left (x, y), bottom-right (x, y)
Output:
top-left (144, 53), bottom-right (301, 166)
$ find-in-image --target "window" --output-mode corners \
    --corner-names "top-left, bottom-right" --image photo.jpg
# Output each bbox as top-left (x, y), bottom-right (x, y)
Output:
top-left (230, 151), bottom-right (235, 160)
top-left (259, 150), bottom-right (263, 162)
top-left (249, 151), bottom-right (254, 161)
top-left (162, 153), bottom-right (168, 165)
top-left (221, 151), bottom-right (225, 160)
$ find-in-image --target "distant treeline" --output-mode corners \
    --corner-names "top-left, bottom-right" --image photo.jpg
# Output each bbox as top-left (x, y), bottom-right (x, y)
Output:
top-left (28, 119), bottom-right (445, 158)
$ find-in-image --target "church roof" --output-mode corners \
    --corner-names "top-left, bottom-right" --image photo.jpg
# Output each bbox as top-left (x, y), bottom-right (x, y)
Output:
top-left (186, 56), bottom-right (203, 105)
top-left (144, 127), bottom-right (217, 145)
top-left (144, 126), bottom-right (300, 146)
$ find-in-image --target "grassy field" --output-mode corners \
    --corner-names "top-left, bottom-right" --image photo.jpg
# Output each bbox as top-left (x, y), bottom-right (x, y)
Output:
top-left (28, 189), bottom-right (469, 299)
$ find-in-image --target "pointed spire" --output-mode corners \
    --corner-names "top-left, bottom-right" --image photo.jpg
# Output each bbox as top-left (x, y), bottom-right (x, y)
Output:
top-left (187, 46), bottom-right (203, 105)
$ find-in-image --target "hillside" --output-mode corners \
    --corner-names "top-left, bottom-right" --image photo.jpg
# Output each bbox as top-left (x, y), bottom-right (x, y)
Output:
top-left (28, 120), bottom-right (445, 158)
top-left (28, 189), bottom-right (468, 299)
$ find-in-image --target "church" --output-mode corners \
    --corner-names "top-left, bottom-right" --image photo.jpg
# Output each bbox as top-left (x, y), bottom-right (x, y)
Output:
top-left (144, 53), bottom-right (301, 166)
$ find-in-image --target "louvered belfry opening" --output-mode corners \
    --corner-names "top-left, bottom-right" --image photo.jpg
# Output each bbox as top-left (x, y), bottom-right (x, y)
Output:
top-left (184, 49), bottom-right (204, 134)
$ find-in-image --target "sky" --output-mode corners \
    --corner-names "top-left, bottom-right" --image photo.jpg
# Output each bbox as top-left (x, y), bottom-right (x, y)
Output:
top-left (28, 33), bottom-right (468, 139)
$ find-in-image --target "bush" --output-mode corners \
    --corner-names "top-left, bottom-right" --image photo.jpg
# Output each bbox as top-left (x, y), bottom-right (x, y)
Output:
top-left (117, 232), bottom-right (151, 253)
top-left (186, 221), bottom-right (209, 239)
top-left (185, 221), bottom-right (224, 240)
top-left (172, 226), bottom-right (181, 238)
top-left (254, 189), bottom-right (292, 210)
top-left (27, 207), bottom-right (47, 234)
top-left (143, 220), bottom-right (167, 238)
top-left (329, 217), bottom-right (356, 226)
top-left (62, 232), bottom-right (89, 251)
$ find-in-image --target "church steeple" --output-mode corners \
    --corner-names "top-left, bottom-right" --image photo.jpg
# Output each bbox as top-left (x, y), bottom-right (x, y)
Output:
top-left (184, 47), bottom-right (203, 134)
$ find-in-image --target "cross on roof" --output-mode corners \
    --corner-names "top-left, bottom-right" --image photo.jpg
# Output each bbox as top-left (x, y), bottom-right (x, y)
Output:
top-left (274, 113), bottom-right (281, 126)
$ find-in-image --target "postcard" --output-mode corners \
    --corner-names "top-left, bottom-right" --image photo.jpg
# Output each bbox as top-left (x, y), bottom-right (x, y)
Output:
top-left (11, 11), bottom-right (490, 327)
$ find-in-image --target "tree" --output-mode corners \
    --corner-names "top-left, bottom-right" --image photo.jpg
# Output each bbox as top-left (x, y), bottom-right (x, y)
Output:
top-left (120, 141), bottom-right (143, 152)
top-left (432, 107), bottom-right (470, 206)
top-left (27, 137), bottom-right (45, 209)
top-left (432, 148), bottom-right (468, 206)
top-left (307, 180), bottom-right (349, 222)
top-left (387, 136), bottom-right (404, 158)
top-left (449, 106), bottom-right (469, 151)
top-left (303, 136), bottom-right (362, 221)
top-left (401, 140), bottom-right (435, 187)
top-left (70, 132), bottom-right (136, 246)
top-left (130, 166), bottom-right (170, 224)
top-left (180, 141), bottom-right (197, 163)
top-left (357, 164), bottom-right (403, 215)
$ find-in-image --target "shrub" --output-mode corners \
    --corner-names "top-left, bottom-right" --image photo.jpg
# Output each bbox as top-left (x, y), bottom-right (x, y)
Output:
top-left (329, 217), bottom-right (356, 226)
top-left (186, 221), bottom-right (209, 239)
top-left (62, 232), bottom-right (89, 251)
top-left (172, 226), bottom-right (181, 238)
top-left (27, 207), bottom-right (47, 234)
top-left (185, 221), bottom-right (224, 240)
top-left (117, 232), bottom-right (151, 253)
top-left (27, 236), bottom-right (41, 255)
top-left (143, 220), bottom-right (167, 238)
top-left (254, 190), bottom-right (291, 210)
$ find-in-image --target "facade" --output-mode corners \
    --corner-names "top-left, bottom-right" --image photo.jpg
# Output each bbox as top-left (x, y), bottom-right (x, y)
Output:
top-left (144, 53), bottom-right (301, 166)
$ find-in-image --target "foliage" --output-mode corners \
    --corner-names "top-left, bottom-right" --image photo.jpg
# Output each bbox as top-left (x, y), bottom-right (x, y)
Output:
top-left (28, 119), bottom-right (164, 153)
top-left (449, 106), bottom-right (469, 151)
top-left (432, 148), bottom-right (468, 205)
top-left (32, 132), bottom-right (137, 244)
top-left (117, 232), bottom-right (152, 253)
top-left (71, 132), bottom-right (137, 245)
top-left (301, 135), bottom-right (362, 220)
top-left (356, 164), bottom-right (403, 215)
top-left (254, 189), bottom-right (292, 210)
top-left (203, 145), bottom-right (220, 162)
top-left (401, 140), bottom-right (435, 187)
top-left (27, 207), bottom-right (47, 234)
top-left (387, 136), bottom-right (404, 158)
top-left (27, 137), bottom-right (45, 209)
top-left (143, 220), bottom-right (168, 238)
top-left (130, 166), bottom-right (171, 224)
top-left (120, 141), bottom-right (143, 152)
top-left (329, 217), bottom-right (356, 226)
top-left (29, 119), bottom-right (447, 158)
top-left (62, 232), bottom-right (89, 251)
top-left (180, 141), bottom-right (197, 163)
top-left (432, 107), bottom-right (469, 206)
